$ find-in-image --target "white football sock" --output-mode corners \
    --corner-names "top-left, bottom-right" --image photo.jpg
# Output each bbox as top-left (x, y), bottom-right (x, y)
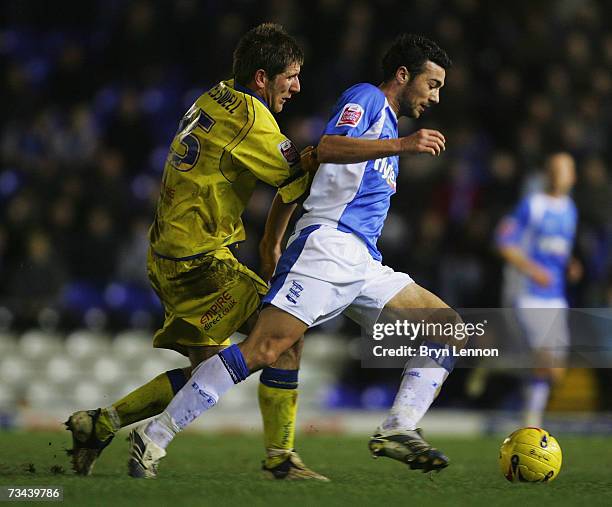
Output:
top-left (145, 411), bottom-right (180, 449)
top-left (145, 354), bottom-right (236, 449)
top-left (523, 379), bottom-right (550, 428)
top-left (380, 359), bottom-right (449, 433)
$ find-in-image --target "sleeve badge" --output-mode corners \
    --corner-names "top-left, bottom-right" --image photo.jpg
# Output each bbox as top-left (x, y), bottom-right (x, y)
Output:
top-left (278, 139), bottom-right (300, 166)
top-left (335, 103), bottom-right (364, 127)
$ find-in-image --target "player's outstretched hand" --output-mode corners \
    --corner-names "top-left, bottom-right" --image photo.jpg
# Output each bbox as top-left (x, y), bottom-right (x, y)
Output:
top-left (300, 145), bottom-right (319, 172)
top-left (399, 129), bottom-right (446, 156)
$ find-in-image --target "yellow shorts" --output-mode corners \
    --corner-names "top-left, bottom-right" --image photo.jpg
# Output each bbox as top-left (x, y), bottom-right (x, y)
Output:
top-left (147, 247), bottom-right (268, 356)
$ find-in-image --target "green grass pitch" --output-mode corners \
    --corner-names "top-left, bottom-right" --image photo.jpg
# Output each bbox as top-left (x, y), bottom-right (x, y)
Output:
top-left (0, 431), bottom-right (611, 506)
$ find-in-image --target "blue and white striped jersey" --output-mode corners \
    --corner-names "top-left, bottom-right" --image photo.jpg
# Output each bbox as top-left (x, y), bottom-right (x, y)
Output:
top-left (295, 83), bottom-right (398, 261)
top-left (497, 193), bottom-right (577, 301)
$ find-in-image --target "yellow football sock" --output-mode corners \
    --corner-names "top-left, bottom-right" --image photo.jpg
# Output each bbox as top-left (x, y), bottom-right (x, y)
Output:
top-left (95, 368), bottom-right (187, 441)
top-left (258, 368), bottom-right (299, 468)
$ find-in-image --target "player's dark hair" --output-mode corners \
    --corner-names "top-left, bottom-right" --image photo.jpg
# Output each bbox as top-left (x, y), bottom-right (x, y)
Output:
top-left (382, 34), bottom-right (451, 81)
top-left (233, 23), bottom-right (303, 86)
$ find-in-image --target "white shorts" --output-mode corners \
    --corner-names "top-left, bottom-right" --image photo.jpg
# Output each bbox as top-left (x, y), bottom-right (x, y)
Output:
top-left (262, 225), bottom-right (413, 329)
top-left (516, 295), bottom-right (569, 360)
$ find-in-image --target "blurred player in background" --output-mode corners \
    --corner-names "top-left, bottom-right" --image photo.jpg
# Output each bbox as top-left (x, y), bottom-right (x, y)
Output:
top-left (66, 23), bottom-right (326, 481)
top-left (496, 152), bottom-right (579, 427)
top-left (129, 34), bottom-right (464, 479)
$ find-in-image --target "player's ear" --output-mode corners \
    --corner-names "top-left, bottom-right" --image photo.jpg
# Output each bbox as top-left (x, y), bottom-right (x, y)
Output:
top-left (396, 66), bottom-right (410, 85)
top-left (253, 69), bottom-right (268, 90)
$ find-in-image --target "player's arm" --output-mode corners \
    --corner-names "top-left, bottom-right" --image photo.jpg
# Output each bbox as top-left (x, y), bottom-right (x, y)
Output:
top-left (231, 111), bottom-right (314, 199)
top-left (495, 198), bottom-right (551, 287)
top-left (317, 129), bottom-right (446, 164)
top-left (498, 245), bottom-right (552, 287)
top-left (258, 146), bottom-right (316, 282)
top-left (259, 193), bottom-right (297, 282)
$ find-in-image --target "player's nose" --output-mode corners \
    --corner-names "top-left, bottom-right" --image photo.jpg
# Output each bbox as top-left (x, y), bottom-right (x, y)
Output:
top-left (290, 76), bottom-right (301, 94)
top-left (430, 89), bottom-right (440, 104)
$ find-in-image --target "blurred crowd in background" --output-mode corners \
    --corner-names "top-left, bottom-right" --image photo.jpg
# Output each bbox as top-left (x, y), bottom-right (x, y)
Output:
top-left (1, 0), bottom-right (611, 332)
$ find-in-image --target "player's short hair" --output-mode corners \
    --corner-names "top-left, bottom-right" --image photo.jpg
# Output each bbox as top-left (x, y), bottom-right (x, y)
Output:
top-left (382, 34), bottom-right (451, 81)
top-left (233, 23), bottom-right (304, 86)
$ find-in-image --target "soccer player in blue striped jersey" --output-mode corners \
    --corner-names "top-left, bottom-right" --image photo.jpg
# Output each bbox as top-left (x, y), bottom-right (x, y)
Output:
top-left (496, 153), bottom-right (579, 427)
top-left (129, 34), bottom-right (460, 478)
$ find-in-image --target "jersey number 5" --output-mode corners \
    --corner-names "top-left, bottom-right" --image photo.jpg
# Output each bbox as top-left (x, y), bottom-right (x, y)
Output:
top-left (168, 105), bottom-right (215, 172)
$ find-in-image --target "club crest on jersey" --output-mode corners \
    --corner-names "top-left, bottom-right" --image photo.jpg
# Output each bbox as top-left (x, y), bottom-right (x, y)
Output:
top-left (278, 140), bottom-right (300, 166)
top-left (336, 103), bottom-right (364, 128)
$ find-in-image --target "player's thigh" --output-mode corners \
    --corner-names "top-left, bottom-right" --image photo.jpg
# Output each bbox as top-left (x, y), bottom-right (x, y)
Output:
top-left (384, 282), bottom-right (462, 327)
top-left (346, 262), bottom-right (441, 327)
top-left (385, 283), bottom-right (450, 314)
top-left (240, 306), bottom-right (308, 370)
top-left (348, 275), bottom-right (460, 346)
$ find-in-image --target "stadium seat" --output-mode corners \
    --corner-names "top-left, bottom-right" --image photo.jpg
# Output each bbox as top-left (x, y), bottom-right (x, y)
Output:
top-left (46, 355), bottom-right (78, 384)
top-left (0, 355), bottom-right (32, 385)
top-left (111, 330), bottom-right (151, 361)
top-left (19, 329), bottom-right (63, 358)
top-left (0, 332), bottom-right (17, 355)
top-left (65, 329), bottom-right (111, 359)
top-left (93, 356), bottom-right (122, 384)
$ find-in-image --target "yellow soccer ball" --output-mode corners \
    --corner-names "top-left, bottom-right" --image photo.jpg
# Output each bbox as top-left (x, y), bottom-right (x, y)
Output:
top-left (499, 427), bottom-right (562, 483)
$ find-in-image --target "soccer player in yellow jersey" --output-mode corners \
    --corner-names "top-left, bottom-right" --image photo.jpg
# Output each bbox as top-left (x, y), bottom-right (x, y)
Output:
top-left (65, 23), bottom-right (326, 481)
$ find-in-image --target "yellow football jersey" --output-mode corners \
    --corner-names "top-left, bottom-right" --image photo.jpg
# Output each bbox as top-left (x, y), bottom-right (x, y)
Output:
top-left (149, 79), bottom-right (310, 260)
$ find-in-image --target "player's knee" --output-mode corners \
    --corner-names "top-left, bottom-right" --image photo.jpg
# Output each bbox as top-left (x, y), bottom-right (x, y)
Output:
top-left (429, 307), bottom-right (466, 347)
top-left (242, 334), bottom-right (282, 368)
top-left (452, 311), bottom-right (470, 348)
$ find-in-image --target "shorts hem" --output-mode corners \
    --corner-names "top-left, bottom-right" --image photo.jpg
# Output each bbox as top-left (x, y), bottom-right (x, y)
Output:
top-left (265, 301), bottom-right (313, 327)
top-left (378, 276), bottom-right (415, 309)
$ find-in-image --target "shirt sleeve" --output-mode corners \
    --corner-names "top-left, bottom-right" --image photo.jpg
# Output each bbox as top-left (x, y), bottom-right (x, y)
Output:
top-left (323, 83), bottom-right (386, 138)
top-left (231, 106), bottom-right (310, 204)
top-left (496, 197), bottom-right (531, 247)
